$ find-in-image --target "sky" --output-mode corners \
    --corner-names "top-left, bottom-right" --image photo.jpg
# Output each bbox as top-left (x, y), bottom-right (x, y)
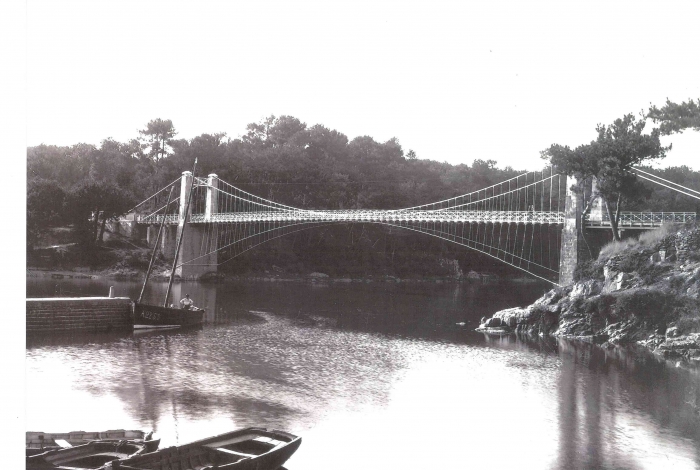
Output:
top-left (24, 0), bottom-right (700, 172)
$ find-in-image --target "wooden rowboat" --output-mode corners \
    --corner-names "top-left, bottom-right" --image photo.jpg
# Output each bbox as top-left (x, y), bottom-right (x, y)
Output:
top-left (26, 437), bottom-right (158, 469)
top-left (26, 430), bottom-right (158, 457)
top-left (105, 427), bottom-right (301, 470)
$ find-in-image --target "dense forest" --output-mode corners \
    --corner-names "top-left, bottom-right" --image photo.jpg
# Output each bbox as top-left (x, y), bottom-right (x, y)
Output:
top-left (26, 116), bottom-right (700, 279)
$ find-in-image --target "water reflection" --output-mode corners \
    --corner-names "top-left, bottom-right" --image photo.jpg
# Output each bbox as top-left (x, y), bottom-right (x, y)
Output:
top-left (480, 334), bottom-right (700, 469)
top-left (26, 279), bottom-right (700, 469)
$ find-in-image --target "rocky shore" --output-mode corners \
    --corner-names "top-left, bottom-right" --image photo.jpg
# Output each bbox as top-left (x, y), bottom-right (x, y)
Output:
top-left (478, 226), bottom-right (700, 364)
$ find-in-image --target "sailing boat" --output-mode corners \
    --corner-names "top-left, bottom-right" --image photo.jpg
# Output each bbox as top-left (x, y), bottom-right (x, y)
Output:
top-left (133, 160), bottom-right (205, 330)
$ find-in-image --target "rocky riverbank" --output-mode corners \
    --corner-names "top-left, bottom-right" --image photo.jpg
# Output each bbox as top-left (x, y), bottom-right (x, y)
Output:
top-left (478, 226), bottom-right (700, 364)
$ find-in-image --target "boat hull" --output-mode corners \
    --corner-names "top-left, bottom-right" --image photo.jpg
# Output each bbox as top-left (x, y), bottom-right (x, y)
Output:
top-left (133, 303), bottom-right (204, 329)
top-left (113, 427), bottom-right (301, 470)
top-left (26, 430), bottom-right (157, 456)
top-left (26, 439), bottom-right (156, 469)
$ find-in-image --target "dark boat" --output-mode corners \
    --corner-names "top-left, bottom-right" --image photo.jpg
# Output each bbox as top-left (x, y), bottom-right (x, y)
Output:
top-left (133, 159), bottom-right (205, 331)
top-left (105, 427), bottom-right (301, 470)
top-left (26, 437), bottom-right (159, 469)
top-left (133, 303), bottom-right (205, 330)
top-left (27, 430), bottom-right (158, 457)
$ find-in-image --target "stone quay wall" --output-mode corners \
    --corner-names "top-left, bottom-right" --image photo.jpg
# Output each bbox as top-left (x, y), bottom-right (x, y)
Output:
top-left (27, 297), bottom-right (133, 334)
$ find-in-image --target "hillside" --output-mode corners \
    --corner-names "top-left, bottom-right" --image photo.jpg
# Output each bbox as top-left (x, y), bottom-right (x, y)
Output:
top-left (479, 225), bottom-right (700, 363)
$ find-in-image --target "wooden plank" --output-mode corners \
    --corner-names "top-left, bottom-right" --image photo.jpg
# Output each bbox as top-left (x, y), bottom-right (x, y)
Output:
top-left (216, 448), bottom-right (255, 458)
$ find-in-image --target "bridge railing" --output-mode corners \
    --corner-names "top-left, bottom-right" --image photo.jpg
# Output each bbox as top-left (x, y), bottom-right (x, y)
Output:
top-left (134, 210), bottom-right (567, 224)
top-left (586, 212), bottom-right (696, 228)
top-left (187, 210), bottom-right (565, 224)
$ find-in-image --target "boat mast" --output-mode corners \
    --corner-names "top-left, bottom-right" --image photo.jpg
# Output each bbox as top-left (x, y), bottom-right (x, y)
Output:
top-left (137, 185), bottom-right (175, 304)
top-left (163, 159), bottom-right (198, 307)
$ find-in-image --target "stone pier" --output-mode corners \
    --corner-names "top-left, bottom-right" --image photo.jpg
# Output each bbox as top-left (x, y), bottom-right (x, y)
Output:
top-left (174, 172), bottom-right (219, 279)
top-left (140, 172), bottom-right (220, 279)
top-left (559, 176), bottom-right (582, 285)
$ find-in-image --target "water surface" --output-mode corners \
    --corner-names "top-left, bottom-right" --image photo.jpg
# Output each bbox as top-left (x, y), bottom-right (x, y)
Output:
top-left (26, 278), bottom-right (700, 469)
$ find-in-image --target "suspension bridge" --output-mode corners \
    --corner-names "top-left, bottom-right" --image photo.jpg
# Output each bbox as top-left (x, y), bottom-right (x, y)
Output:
top-left (116, 167), bottom-right (698, 285)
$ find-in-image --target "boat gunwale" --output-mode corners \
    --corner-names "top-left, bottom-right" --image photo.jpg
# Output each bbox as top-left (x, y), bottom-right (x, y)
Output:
top-left (113, 428), bottom-right (301, 470)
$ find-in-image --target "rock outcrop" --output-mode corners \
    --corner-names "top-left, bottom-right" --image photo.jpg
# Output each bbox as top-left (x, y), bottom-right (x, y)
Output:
top-left (477, 226), bottom-right (700, 364)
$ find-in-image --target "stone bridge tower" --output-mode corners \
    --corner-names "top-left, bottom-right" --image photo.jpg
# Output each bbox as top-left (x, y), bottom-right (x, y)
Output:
top-left (175, 171), bottom-right (219, 279)
top-left (146, 171), bottom-right (220, 279)
top-left (559, 176), bottom-right (603, 285)
top-left (559, 175), bottom-right (581, 286)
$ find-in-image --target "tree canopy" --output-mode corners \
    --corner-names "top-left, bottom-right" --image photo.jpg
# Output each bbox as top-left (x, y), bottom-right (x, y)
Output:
top-left (139, 118), bottom-right (177, 161)
top-left (647, 98), bottom-right (700, 135)
top-left (66, 180), bottom-right (135, 247)
top-left (541, 113), bottom-right (669, 240)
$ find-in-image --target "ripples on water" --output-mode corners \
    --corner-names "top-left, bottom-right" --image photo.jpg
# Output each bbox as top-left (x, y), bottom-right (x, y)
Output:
top-left (26, 279), bottom-right (700, 469)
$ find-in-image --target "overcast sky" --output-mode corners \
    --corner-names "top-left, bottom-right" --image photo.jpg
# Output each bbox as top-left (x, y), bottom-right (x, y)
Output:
top-left (25, 0), bottom-right (700, 171)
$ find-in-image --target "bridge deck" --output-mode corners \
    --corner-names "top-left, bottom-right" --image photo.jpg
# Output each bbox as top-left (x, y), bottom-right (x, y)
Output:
top-left (133, 210), bottom-right (695, 227)
top-left (136, 210), bottom-right (566, 225)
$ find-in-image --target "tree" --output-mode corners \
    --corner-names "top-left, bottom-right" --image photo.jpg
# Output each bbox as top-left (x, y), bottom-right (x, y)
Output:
top-left (647, 98), bottom-right (700, 135)
top-left (27, 178), bottom-right (66, 249)
top-left (139, 119), bottom-right (177, 161)
top-left (67, 181), bottom-right (134, 246)
top-left (268, 116), bottom-right (308, 148)
top-left (242, 116), bottom-right (276, 147)
top-left (542, 113), bottom-right (668, 241)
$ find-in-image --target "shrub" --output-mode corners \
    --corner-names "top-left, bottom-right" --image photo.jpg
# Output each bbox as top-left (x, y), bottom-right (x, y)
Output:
top-left (676, 314), bottom-right (700, 334)
top-left (637, 223), bottom-right (677, 246)
top-left (614, 288), bottom-right (675, 318)
top-left (124, 252), bottom-right (149, 269)
top-left (598, 238), bottom-right (639, 259)
top-left (582, 294), bottom-right (616, 316)
top-left (668, 274), bottom-right (688, 290)
top-left (636, 262), bottom-right (675, 284)
top-left (574, 260), bottom-right (604, 282)
top-left (598, 223), bottom-right (678, 260)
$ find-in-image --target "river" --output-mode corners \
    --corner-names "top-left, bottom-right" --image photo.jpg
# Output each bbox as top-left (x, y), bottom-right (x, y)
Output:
top-left (26, 277), bottom-right (700, 469)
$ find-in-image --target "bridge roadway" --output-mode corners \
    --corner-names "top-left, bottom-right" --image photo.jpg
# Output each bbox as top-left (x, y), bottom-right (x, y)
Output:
top-left (136, 210), bottom-right (566, 225)
top-left (134, 210), bottom-right (695, 227)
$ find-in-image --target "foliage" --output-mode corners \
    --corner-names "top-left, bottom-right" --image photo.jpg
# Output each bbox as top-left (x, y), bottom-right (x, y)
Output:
top-left (598, 223), bottom-right (677, 259)
top-left (573, 260), bottom-right (604, 282)
top-left (647, 98), bottom-right (700, 135)
top-left (27, 178), bottom-right (67, 248)
top-left (541, 113), bottom-right (669, 240)
top-left (581, 294), bottom-right (616, 316)
top-left (613, 288), bottom-right (675, 318)
top-left (66, 181), bottom-right (135, 247)
top-left (676, 313), bottom-right (700, 334)
top-left (139, 118), bottom-right (178, 161)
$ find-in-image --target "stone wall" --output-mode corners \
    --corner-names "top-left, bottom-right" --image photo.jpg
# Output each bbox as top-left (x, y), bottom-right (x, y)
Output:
top-left (675, 230), bottom-right (700, 262)
top-left (26, 297), bottom-right (133, 334)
